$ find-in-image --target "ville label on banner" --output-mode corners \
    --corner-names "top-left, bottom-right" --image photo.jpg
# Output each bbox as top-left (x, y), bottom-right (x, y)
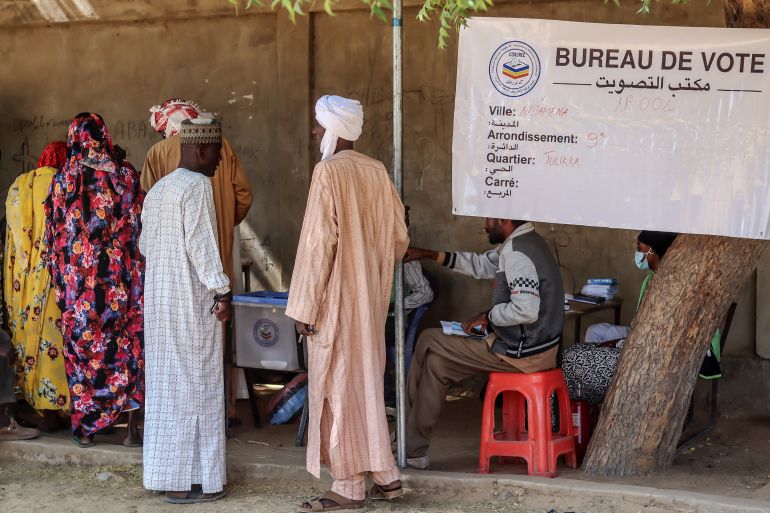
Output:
top-left (451, 18), bottom-right (770, 239)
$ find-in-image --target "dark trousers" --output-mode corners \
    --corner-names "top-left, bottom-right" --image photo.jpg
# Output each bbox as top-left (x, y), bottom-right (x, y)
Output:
top-left (384, 313), bottom-right (414, 406)
top-left (0, 355), bottom-right (16, 406)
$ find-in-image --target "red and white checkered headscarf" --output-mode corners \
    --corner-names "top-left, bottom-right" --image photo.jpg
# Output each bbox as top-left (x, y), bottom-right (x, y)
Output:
top-left (148, 98), bottom-right (213, 138)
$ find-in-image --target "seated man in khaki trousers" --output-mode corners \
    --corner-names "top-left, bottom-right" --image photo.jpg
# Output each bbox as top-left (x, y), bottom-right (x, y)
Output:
top-left (403, 219), bottom-right (564, 469)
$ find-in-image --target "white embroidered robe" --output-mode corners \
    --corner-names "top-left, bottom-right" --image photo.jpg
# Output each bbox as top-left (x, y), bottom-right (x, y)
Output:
top-left (140, 168), bottom-right (230, 493)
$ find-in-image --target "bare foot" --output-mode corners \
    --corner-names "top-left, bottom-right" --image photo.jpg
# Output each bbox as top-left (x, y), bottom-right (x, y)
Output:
top-left (123, 410), bottom-right (142, 447)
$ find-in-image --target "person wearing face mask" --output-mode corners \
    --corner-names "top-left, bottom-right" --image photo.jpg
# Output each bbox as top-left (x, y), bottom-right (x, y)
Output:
top-left (562, 230), bottom-right (722, 406)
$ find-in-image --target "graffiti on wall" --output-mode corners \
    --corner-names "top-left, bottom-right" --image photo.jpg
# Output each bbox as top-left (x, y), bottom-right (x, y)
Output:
top-left (12, 138), bottom-right (37, 175)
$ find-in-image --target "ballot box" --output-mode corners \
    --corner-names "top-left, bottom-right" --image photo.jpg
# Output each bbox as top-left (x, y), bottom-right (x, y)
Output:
top-left (232, 291), bottom-right (306, 371)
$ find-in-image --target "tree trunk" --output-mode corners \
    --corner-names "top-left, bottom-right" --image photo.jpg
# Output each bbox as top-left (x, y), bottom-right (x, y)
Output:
top-left (582, 0), bottom-right (770, 477)
top-left (582, 235), bottom-right (767, 476)
top-left (724, 0), bottom-right (770, 27)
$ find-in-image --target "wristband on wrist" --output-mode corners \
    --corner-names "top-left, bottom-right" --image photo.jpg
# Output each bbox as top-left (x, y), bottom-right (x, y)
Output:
top-left (210, 291), bottom-right (232, 314)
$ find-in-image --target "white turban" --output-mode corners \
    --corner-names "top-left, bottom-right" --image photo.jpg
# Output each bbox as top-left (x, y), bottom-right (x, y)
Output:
top-left (315, 95), bottom-right (364, 160)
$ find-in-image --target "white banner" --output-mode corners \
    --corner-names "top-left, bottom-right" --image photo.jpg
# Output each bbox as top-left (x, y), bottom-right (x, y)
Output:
top-left (452, 18), bottom-right (770, 239)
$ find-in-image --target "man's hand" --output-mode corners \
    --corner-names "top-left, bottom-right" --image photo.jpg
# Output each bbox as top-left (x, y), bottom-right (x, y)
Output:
top-left (295, 321), bottom-right (317, 337)
top-left (404, 247), bottom-right (438, 263)
top-left (461, 312), bottom-right (489, 336)
top-left (213, 298), bottom-right (231, 322)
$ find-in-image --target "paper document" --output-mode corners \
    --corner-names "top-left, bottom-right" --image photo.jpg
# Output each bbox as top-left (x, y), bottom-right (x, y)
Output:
top-left (440, 320), bottom-right (487, 338)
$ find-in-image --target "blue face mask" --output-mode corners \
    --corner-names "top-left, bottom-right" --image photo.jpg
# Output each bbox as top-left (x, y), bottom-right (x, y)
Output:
top-left (635, 250), bottom-right (650, 270)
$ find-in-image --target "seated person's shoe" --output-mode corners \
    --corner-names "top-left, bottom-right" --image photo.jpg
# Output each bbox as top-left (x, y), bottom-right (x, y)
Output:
top-left (406, 455), bottom-right (431, 470)
top-left (699, 351), bottom-right (722, 380)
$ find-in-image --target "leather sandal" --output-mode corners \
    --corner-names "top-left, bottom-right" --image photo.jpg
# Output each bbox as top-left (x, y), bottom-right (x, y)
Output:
top-left (370, 480), bottom-right (403, 500)
top-left (298, 490), bottom-right (365, 512)
top-left (71, 434), bottom-right (95, 448)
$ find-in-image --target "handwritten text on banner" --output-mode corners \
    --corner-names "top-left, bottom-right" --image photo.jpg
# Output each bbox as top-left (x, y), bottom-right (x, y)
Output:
top-left (452, 18), bottom-right (770, 239)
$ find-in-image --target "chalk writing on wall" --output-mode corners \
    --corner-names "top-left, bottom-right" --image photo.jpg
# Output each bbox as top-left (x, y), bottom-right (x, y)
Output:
top-left (111, 120), bottom-right (151, 142)
top-left (234, 144), bottom-right (260, 162)
top-left (12, 138), bottom-right (37, 175)
top-left (12, 116), bottom-right (70, 134)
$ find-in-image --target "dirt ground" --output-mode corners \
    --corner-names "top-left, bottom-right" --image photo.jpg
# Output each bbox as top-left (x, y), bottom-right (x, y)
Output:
top-left (4, 388), bottom-right (768, 512)
top-left (0, 460), bottom-right (688, 513)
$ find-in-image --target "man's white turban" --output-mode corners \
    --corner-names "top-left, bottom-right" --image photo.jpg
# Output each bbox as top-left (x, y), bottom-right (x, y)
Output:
top-left (315, 95), bottom-right (364, 161)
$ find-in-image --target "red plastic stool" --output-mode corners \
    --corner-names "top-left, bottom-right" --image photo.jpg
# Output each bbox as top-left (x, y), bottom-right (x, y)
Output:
top-left (478, 369), bottom-right (577, 477)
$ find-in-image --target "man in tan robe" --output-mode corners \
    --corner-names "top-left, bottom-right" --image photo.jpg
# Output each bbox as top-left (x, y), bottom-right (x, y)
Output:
top-left (142, 98), bottom-right (253, 422)
top-left (287, 95), bottom-right (409, 511)
top-left (142, 99), bottom-right (253, 283)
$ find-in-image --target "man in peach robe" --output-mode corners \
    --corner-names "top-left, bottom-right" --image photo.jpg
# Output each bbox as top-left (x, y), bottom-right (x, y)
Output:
top-left (287, 96), bottom-right (409, 511)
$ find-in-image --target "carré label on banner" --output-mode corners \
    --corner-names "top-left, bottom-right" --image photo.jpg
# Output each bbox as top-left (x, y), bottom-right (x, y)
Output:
top-left (452, 18), bottom-right (770, 239)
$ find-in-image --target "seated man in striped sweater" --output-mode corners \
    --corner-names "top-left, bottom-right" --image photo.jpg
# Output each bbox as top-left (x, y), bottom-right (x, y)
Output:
top-left (403, 219), bottom-right (564, 469)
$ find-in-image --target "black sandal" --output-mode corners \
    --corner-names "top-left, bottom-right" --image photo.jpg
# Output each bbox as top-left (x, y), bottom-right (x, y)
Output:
top-left (71, 434), bottom-right (95, 448)
top-left (165, 489), bottom-right (228, 504)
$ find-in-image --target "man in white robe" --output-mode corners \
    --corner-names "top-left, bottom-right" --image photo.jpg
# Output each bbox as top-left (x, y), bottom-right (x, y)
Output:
top-left (140, 118), bottom-right (232, 504)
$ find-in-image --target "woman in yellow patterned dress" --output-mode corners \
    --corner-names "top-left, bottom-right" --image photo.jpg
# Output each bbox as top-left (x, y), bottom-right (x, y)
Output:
top-left (5, 141), bottom-right (70, 431)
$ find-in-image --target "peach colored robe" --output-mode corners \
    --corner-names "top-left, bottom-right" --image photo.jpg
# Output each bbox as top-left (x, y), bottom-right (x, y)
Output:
top-left (140, 134), bottom-right (253, 284)
top-left (286, 150), bottom-right (409, 479)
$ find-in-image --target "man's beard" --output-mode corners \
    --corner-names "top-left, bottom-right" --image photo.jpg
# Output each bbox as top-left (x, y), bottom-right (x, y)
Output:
top-left (488, 230), bottom-right (505, 245)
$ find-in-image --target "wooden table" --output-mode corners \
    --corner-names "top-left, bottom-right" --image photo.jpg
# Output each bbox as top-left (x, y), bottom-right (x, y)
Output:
top-left (565, 297), bottom-right (623, 343)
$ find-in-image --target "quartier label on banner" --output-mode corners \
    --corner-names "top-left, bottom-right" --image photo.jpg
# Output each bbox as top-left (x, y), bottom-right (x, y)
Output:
top-left (452, 18), bottom-right (770, 239)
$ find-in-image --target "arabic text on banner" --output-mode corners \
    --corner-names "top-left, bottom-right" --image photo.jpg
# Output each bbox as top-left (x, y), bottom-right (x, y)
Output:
top-left (452, 18), bottom-right (770, 239)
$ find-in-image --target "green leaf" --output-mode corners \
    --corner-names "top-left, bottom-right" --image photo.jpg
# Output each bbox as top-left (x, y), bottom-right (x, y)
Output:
top-left (371, 4), bottom-right (387, 22)
top-left (438, 25), bottom-right (449, 49)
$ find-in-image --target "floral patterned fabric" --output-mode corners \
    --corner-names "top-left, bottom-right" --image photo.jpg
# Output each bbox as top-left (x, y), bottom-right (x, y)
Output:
top-left (44, 113), bottom-right (145, 437)
top-left (5, 166), bottom-right (69, 411)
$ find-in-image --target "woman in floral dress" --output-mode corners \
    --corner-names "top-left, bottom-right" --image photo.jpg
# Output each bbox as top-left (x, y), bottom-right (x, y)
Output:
top-left (5, 141), bottom-right (70, 432)
top-left (44, 113), bottom-right (145, 447)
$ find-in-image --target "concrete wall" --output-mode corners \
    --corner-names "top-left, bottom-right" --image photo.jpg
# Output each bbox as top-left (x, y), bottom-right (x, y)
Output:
top-left (0, 0), bottom-right (762, 372)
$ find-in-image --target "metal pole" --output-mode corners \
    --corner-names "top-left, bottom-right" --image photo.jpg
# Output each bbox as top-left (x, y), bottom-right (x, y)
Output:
top-left (392, 0), bottom-right (406, 469)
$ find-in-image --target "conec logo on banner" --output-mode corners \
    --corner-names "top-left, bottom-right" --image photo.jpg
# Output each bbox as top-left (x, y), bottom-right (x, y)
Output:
top-left (489, 41), bottom-right (541, 97)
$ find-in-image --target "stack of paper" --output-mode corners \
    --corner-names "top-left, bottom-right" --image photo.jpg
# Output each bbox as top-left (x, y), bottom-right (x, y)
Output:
top-left (581, 278), bottom-right (618, 300)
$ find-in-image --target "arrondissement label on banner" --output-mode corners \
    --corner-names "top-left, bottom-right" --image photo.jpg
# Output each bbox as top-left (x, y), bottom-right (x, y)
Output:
top-left (452, 18), bottom-right (770, 239)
